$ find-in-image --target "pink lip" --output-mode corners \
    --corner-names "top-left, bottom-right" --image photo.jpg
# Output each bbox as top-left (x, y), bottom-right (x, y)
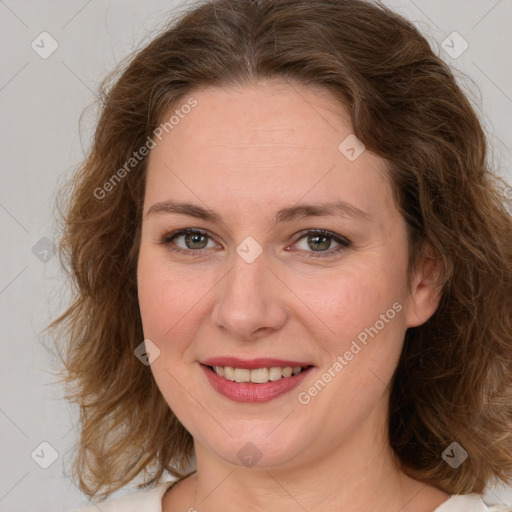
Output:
top-left (201, 357), bottom-right (313, 369)
top-left (200, 363), bottom-right (315, 403)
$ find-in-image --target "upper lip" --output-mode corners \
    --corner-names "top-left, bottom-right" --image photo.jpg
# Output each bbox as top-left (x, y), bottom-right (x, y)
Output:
top-left (201, 357), bottom-right (314, 369)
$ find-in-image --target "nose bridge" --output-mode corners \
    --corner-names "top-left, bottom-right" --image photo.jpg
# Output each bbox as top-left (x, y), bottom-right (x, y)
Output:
top-left (210, 240), bottom-right (286, 339)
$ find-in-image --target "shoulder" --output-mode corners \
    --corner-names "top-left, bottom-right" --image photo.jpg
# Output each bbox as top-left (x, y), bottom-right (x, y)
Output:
top-left (71, 481), bottom-right (175, 512)
top-left (434, 493), bottom-right (512, 512)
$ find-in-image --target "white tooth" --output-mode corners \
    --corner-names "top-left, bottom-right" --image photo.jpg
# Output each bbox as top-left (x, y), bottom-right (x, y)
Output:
top-left (223, 367), bottom-right (235, 381)
top-left (219, 366), bottom-right (304, 382)
top-left (282, 367), bottom-right (293, 378)
top-left (268, 367), bottom-right (283, 381)
top-left (250, 368), bottom-right (269, 383)
top-left (234, 368), bottom-right (251, 382)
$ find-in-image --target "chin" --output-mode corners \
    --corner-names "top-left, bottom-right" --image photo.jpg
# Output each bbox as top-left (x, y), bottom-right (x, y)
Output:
top-left (200, 427), bottom-right (310, 469)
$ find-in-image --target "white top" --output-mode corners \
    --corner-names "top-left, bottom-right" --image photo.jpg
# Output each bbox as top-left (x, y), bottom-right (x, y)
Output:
top-left (73, 480), bottom-right (511, 512)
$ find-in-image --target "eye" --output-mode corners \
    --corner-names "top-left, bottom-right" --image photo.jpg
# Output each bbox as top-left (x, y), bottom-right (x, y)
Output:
top-left (161, 229), bottom-right (218, 255)
top-left (291, 229), bottom-right (351, 258)
top-left (160, 228), bottom-right (351, 258)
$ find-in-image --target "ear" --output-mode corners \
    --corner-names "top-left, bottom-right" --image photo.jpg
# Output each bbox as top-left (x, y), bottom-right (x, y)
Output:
top-left (404, 241), bottom-right (444, 328)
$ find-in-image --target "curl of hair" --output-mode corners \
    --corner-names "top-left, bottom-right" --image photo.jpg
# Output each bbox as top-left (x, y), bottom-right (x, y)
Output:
top-left (46, 0), bottom-right (512, 500)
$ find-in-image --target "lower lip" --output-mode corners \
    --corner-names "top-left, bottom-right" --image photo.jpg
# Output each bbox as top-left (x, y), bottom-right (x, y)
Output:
top-left (200, 364), bottom-right (314, 403)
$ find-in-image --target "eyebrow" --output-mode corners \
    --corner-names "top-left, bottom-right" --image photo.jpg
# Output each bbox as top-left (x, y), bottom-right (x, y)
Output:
top-left (146, 199), bottom-right (370, 223)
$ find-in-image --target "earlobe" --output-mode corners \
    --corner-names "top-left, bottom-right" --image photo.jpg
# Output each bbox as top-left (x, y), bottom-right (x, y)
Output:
top-left (405, 242), bottom-right (444, 328)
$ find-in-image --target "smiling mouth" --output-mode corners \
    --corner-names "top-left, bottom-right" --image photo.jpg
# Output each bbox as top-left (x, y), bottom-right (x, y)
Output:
top-left (204, 364), bottom-right (312, 384)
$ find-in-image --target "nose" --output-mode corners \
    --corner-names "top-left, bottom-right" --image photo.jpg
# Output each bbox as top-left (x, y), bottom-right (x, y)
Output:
top-left (210, 248), bottom-right (288, 341)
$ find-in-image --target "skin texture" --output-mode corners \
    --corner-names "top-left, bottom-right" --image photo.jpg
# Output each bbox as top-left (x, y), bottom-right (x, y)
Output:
top-left (137, 79), bottom-right (449, 512)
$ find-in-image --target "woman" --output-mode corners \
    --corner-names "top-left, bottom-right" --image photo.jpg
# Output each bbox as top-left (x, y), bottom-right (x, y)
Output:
top-left (48, 0), bottom-right (512, 511)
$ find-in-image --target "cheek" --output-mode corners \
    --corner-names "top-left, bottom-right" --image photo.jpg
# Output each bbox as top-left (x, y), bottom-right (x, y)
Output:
top-left (305, 257), bottom-right (408, 396)
top-left (136, 249), bottom-right (204, 415)
top-left (296, 273), bottom-right (406, 421)
top-left (138, 248), bottom-right (186, 333)
top-left (137, 247), bottom-right (219, 355)
top-left (137, 250), bottom-right (166, 340)
top-left (292, 258), bottom-right (406, 345)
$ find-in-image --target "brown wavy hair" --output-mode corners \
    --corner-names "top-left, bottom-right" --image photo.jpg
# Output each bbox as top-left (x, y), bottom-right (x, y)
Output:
top-left (46, 0), bottom-right (512, 501)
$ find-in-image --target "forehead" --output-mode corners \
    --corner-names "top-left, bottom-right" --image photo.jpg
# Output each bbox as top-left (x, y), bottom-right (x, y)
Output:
top-left (155, 80), bottom-right (351, 159)
top-left (144, 80), bottom-right (394, 225)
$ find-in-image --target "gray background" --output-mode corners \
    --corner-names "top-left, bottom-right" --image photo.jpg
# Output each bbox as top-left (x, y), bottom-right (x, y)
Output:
top-left (0, 0), bottom-right (511, 511)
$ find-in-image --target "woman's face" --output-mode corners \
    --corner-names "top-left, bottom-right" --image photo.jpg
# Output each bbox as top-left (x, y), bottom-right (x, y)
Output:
top-left (137, 79), bottom-right (439, 470)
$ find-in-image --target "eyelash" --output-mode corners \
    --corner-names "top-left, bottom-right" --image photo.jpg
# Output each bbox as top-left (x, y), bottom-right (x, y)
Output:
top-left (159, 228), bottom-right (351, 258)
